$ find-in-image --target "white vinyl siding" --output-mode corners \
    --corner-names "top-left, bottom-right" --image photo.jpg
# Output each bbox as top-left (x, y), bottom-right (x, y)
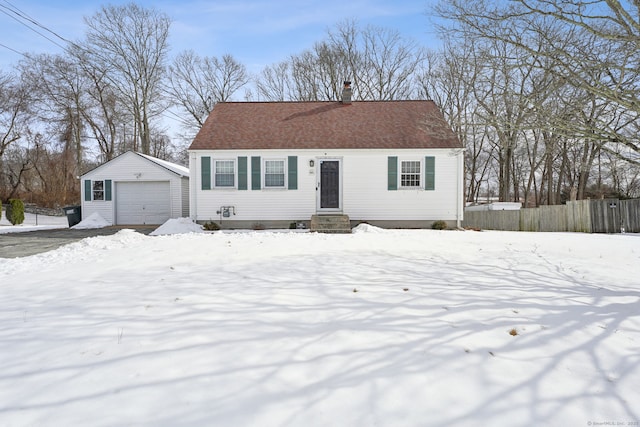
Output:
top-left (191, 148), bottom-right (463, 223)
top-left (181, 177), bottom-right (190, 217)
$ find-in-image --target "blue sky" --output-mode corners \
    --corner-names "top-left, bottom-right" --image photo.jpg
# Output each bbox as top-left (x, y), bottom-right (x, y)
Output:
top-left (0, 0), bottom-right (442, 73)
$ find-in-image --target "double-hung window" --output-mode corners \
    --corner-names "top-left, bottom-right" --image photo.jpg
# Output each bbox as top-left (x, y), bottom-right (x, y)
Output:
top-left (400, 160), bottom-right (421, 188)
top-left (84, 179), bottom-right (111, 201)
top-left (92, 180), bottom-right (105, 200)
top-left (264, 159), bottom-right (285, 188)
top-left (215, 160), bottom-right (235, 187)
top-left (388, 156), bottom-right (434, 191)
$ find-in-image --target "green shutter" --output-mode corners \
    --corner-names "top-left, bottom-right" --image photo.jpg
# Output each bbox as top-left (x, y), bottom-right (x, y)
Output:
top-left (288, 156), bottom-right (298, 190)
top-left (425, 156), bottom-right (435, 190)
top-left (201, 156), bottom-right (211, 190)
top-left (238, 157), bottom-right (248, 190)
top-left (251, 156), bottom-right (261, 190)
top-left (387, 156), bottom-right (398, 191)
top-left (84, 180), bottom-right (92, 201)
top-left (105, 180), bottom-right (112, 201)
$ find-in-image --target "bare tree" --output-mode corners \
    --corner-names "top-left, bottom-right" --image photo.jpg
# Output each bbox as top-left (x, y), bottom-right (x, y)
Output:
top-left (435, 0), bottom-right (640, 162)
top-left (0, 73), bottom-right (27, 158)
top-left (256, 61), bottom-right (293, 101)
top-left (433, 0), bottom-right (640, 203)
top-left (462, 36), bottom-right (541, 202)
top-left (167, 50), bottom-right (249, 134)
top-left (355, 24), bottom-right (425, 100)
top-left (19, 53), bottom-right (87, 181)
top-left (257, 42), bottom-right (351, 102)
top-left (82, 3), bottom-right (170, 154)
top-left (0, 72), bottom-right (31, 200)
top-left (418, 38), bottom-right (494, 203)
top-left (68, 46), bottom-right (125, 162)
top-left (256, 20), bottom-right (426, 102)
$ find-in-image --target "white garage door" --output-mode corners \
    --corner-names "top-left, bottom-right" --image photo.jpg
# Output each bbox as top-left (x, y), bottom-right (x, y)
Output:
top-left (116, 181), bottom-right (171, 225)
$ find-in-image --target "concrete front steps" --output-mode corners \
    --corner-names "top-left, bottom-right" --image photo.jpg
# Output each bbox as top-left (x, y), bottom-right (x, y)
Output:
top-left (310, 214), bottom-right (352, 233)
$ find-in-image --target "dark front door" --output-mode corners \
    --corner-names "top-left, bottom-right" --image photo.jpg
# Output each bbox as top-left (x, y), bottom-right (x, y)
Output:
top-left (320, 160), bottom-right (340, 209)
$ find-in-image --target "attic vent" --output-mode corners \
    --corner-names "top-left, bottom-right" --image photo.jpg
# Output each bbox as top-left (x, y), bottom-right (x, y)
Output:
top-left (342, 81), bottom-right (352, 105)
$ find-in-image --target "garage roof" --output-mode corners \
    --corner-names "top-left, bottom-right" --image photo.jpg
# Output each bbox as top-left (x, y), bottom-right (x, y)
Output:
top-left (81, 151), bottom-right (189, 178)
top-left (136, 153), bottom-right (189, 177)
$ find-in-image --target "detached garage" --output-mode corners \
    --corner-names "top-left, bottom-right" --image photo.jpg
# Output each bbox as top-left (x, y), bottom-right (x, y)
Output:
top-left (80, 151), bottom-right (189, 225)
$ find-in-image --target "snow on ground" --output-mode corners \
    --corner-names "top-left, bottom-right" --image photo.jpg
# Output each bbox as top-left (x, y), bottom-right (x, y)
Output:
top-left (70, 212), bottom-right (110, 230)
top-left (149, 217), bottom-right (204, 236)
top-left (0, 210), bottom-right (68, 233)
top-left (0, 223), bottom-right (638, 427)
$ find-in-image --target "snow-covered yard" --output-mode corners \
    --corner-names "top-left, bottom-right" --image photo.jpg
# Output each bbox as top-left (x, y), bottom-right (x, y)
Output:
top-left (0, 222), bottom-right (638, 426)
top-left (0, 210), bottom-right (68, 233)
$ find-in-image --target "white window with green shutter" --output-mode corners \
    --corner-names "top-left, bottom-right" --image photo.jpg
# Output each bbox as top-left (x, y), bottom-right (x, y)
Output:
top-left (84, 179), bottom-right (112, 201)
top-left (388, 156), bottom-right (435, 191)
top-left (214, 159), bottom-right (236, 188)
top-left (204, 155), bottom-right (297, 191)
top-left (261, 156), bottom-right (298, 189)
top-left (264, 159), bottom-right (286, 188)
top-left (93, 180), bottom-right (105, 200)
top-left (400, 160), bottom-right (421, 188)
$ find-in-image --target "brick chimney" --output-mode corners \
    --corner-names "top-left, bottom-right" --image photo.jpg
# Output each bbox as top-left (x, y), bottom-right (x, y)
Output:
top-left (341, 81), bottom-right (352, 105)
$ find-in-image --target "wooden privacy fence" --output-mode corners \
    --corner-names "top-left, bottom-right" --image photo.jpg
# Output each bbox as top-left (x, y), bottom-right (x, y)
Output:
top-left (463, 199), bottom-right (640, 233)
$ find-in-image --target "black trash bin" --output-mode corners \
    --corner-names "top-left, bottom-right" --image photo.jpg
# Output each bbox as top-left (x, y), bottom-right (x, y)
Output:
top-left (64, 205), bottom-right (82, 227)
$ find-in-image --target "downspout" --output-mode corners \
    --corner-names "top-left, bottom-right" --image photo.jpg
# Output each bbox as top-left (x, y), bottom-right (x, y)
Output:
top-left (190, 151), bottom-right (198, 222)
top-left (457, 149), bottom-right (464, 229)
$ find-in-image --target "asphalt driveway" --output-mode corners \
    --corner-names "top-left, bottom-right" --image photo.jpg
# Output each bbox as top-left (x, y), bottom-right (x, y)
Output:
top-left (0, 227), bottom-right (155, 258)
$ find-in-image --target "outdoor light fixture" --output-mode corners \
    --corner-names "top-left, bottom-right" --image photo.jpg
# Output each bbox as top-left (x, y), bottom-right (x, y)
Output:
top-left (309, 159), bottom-right (315, 167)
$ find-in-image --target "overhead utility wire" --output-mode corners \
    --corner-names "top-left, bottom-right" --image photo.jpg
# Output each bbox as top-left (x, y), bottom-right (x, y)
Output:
top-left (1, 0), bottom-right (72, 44)
top-left (0, 41), bottom-right (25, 56)
top-left (0, 0), bottom-right (71, 52)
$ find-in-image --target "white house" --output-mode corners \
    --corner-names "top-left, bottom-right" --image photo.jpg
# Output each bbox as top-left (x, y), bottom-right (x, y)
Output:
top-left (80, 151), bottom-right (189, 225)
top-left (188, 93), bottom-right (464, 230)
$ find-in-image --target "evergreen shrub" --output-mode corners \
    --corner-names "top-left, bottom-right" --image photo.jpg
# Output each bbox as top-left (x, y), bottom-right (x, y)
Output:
top-left (203, 221), bottom-right (220, 231)
top-left (7, 199), bottom-right (25, 225)
top-left (431, 220), bottom-right (447, 230)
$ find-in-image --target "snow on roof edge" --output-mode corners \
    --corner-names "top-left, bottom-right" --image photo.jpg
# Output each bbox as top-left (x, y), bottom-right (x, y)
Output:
top-left (80, 151), bottom-right (190, 178)
top-left (135, 152), bottom-right (190, 177)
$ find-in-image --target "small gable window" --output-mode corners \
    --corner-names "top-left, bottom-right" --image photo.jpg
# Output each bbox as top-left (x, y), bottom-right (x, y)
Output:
top-left (400, 160), bottom-right (421, 188)
top-left (264, 159), bottom-right (285, 188)
top-left (214, 160), bottom-right (235, 187)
